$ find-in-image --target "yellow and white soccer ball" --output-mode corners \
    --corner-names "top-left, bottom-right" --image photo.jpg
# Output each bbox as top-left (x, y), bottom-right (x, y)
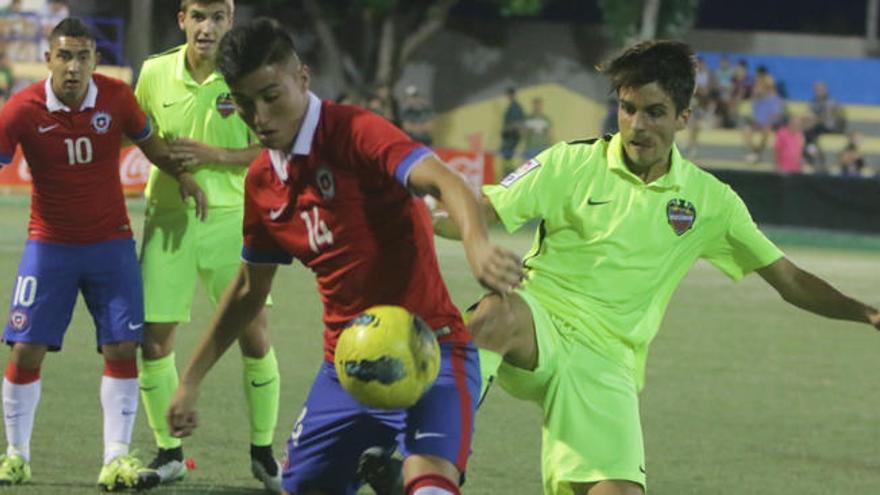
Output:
top-left (334, 305), bottom-right (441, 410)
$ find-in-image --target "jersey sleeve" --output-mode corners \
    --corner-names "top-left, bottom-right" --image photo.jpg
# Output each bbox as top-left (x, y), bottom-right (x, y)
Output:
top-left (120, 84), bottom-right (152, 143)
top-left (482, 141), bottom-right (576, 233)
top-left (240, 176), bottom-right (294, 265)
top-left (350, 110), bottom-right (433, 186)
top-left (0, 98), bottom-right (21, 166)
top-left (702, 186), bottom-right (784, 281)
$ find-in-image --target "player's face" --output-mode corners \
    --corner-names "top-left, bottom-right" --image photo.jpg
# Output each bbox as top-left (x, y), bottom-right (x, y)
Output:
top-left (617, 82), bottom-right (689, 173)
top-left (178, 2), bottom-right (232, 61)
top-left (45, 36), bottom-right (97, 106)
top-left (230, 60), bottom-right (311, 151)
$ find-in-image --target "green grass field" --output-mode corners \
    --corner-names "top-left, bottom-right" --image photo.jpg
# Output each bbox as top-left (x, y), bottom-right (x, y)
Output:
top-left (0, 195), bottom-right (877, 494)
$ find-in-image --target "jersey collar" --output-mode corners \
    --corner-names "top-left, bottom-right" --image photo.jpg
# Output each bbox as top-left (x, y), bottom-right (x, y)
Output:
top-left (176, 44), bottom-right (221, 86)
top-left (268, 91), bottom-right (321, 182)
top-left (606, 133), bottom-right (684, 191)
top-left (44, 76), bottom-right (98, 113)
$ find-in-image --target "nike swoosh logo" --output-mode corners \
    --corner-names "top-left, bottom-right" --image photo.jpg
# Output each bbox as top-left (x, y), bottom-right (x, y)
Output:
top-left (162, 101), bottom-right (181, 108)
top-left (251, 377), bottom-right (277, 388)
top-left (587, 198), bottom-right (612, 206)
top-left (38, 124), bottom-right (59, 133)
top-left (121, 409), bottom-right (136, 416)
top-left (413, 431), bottom-right (445, 440)
top-left (128, 322), bottom-right (143, 330)
top-left (4, 413), bottom-right (24, 420)
top-left (139, 386), bottom-right (158, 392)
top-left (269, 203), bottom-right (288, 221)
top-left (639, 465), bottom-right (646, 474)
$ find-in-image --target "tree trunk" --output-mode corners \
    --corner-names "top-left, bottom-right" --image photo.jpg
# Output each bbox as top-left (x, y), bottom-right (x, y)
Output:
top-left (639, 0), bottom-right (661, 41)
top-left (125, 0), bottom-right (152, 72)
top-left (374, 16), bottom-right (396, 86)
top-left (868, 0), bottom-right (879, 53)
top-left (302, 0), bottom-right (351, 95)
top-left (399, 0), bottom-right (458, 67)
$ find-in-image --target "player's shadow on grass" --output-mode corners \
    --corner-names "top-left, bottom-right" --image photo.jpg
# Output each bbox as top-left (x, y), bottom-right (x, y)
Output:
top-left (2, 481), bottom-right (268, 494)
top-left (153, 484), bottom-right (269, 494)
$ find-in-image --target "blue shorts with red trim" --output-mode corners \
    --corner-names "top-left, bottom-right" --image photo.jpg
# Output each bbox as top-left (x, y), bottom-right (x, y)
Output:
top-left (282, 341), bottom-right (480, 495)
top-left (3, 239), bottom-right (144, 351)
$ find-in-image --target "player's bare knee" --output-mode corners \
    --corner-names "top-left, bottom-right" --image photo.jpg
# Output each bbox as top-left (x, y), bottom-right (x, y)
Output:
top-left (468, 295), bottom-right (515, 354)
top-left (575, 480), bottom-right (645, 495)
top-left (9, 342), bottom-right (47, 369)
top-left (402, 454), bottom-right (459, 487)
top-left (102, 341), bottom-right (138, 361)
top-left (238, 309), bottom-right (270, 358)
top-left (140, 324), bottom-right (177, 360)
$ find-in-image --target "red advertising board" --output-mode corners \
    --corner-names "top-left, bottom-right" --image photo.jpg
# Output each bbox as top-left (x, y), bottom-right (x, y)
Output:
top-left (0, 146), bottom-right (495, 194)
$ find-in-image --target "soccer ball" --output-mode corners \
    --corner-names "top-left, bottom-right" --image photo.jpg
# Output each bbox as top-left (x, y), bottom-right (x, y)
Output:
top-left (334, 305), bottom-right (441, 410)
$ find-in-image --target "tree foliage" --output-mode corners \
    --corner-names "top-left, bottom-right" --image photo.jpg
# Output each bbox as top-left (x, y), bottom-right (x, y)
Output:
top-left (598, 0), bottom-right (700, 47)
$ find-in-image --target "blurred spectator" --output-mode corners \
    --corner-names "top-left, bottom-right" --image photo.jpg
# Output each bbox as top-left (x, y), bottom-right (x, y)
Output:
top-left (774, 116), bottom-right (804, 174)
top-left (601, 96), bottom-right (618, 136)
top-left (521, 96), bottom-right (552, 160)
top-left (742, 70), bottom-right (784, 164)
top-left (1, 0), bottom-right (38, 62)
top-left (686, 57), bottom-right (715, 157)
top-left (39, 0), bottom-right (68, 56)
top-left (712, 55), bottom-right (738, 127)
top-left (803, 81), bottom-right (846, 167)
top-left (0, 48), bottom-right (13, 98)
top-left (399, 84), bottom-right (435, 146)
top-left (500, 86), bottom-right (525, 174)
top-left (838, 131), bottom-right (866, 177)
top-left (367, 82), bottom-right (399, 125)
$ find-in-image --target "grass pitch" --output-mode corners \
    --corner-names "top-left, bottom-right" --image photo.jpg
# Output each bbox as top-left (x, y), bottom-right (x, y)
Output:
top-left (0, 196), bottom-right (877, 494)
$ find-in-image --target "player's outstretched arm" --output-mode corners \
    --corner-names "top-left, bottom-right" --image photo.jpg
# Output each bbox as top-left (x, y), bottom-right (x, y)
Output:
top-left (409, 156), bottom-right (523, 293)
top-left (138, 134), bottom-right (209, 220)
top-left (757, 257), bottom-right (880, 330)
top-left (168, 138), bottom-right (262, 169)
top-left (167, 262), bottom-right (278, 438)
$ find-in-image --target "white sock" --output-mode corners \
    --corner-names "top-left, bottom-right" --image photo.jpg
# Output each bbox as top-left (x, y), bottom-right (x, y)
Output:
top-left (2, 377), bottom-right (41, 462)
top-left (413, 487), bottom-right (455, 495)
top-left (100, 376), bottom-right (138, 465)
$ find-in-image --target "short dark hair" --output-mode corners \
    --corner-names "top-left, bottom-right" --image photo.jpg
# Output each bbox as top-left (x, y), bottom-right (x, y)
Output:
top-left (49, 17), bottom-right (96, 44)
top-left (217, 17), bottom-right (300, 85)
top-left (179, 0), bottom-right (233, 13)
top-left (598, 40), bottom-right (696, 114)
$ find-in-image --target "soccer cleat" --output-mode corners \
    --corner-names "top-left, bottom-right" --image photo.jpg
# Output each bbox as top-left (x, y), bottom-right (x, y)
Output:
top-left (147, 447), bottom-right (187, 484)
top-left (250, 446), bottom-right (282, 494)
top-left (357, 446), bottom-right (403, 495)
top-left (97, 453), bottom-right (160, 492)
top-left (0, 454), bottom-right (31, 486)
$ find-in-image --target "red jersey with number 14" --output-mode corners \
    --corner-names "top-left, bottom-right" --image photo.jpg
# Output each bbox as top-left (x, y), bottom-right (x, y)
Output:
top-left (0, 73), bottom-right (152, 244)
top-left (241, 93), bottom-right (468, 362)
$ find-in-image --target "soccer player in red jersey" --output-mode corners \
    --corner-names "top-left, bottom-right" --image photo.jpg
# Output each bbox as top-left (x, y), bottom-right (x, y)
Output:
top-left (167, 18), bottom-right (524, 495)
top-left (0, 18), bottom-right (205, 490)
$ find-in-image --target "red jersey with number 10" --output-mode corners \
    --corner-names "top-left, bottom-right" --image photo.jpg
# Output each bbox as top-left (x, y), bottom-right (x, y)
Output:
top-left (0, 73), bottom-right (152, 244)
top-left (241, 94), bottom-right (468, 361)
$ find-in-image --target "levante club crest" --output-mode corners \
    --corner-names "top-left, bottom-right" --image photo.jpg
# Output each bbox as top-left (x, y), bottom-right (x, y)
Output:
top-left (666, 198), bottom-right (696, 236)
top-left (216, 93), bottom-right (235, 118)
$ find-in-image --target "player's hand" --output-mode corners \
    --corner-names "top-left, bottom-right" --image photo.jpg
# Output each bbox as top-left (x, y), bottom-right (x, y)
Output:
top-left (167, 383), bottom-right (200, 439)
top-left (465, 239), bottom-right (524, 294)
top-left (869, 309), bottom-right (880, 330)
top-left (169, 138), bottom-right (219, 167)
top-left (178, 172), bottom-right (208, 221)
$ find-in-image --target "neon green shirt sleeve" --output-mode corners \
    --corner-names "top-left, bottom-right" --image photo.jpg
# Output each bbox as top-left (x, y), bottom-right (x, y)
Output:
top-left (483, 142), bottom-right (578, 233)
top-left (703, 187), bottom-right (784, 280)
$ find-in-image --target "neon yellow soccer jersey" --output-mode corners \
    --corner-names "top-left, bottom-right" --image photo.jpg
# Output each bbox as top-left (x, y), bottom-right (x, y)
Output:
top-left (135, 45), bottom-right (253, 209)
top-left (484, 133), bottom-right (783, 387)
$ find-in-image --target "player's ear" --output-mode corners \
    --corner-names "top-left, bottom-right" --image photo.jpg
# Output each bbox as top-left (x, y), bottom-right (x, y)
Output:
top-left (177, 10), bottom-right (186, 31)
top-left (676, 107), bottom-right (691, 131)
top-left (94, 49), bottom-right (101, 66)
top-left (43, 50), bottom-right (51, 64)
top-left (299, 64), bottom-right (310, 89)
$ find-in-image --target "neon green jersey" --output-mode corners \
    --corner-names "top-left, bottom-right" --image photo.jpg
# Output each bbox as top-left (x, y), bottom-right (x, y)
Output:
top-left (135, 45), bottom-right (253, 209)
top-left (484, 133), bottom-right (783, 388)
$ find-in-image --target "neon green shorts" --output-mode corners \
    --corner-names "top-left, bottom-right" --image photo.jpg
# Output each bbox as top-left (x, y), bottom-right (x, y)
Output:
top-left (140, 205), bottom-right (267, 323)
top-left (497, 289), bottom-right (646, 494)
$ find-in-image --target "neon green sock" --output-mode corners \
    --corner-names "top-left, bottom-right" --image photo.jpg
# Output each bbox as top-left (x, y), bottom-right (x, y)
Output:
top-left (139, 352), bottom-right (181, 449)
top-left (477, 348), bottom-right (503, 405)
top-left (242, 347), bottom-right (280, 447)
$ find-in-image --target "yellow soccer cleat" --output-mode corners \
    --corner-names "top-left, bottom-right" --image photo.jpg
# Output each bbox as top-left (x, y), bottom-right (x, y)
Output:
top-left (0, 454), bottom-right (31, 485)
top-left (97, 453), bottom-right (160, 492)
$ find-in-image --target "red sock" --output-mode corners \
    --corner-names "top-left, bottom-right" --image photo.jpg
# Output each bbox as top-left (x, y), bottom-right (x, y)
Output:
top-left (404, 474), bottom-right (460, 495)
top-left (103, 358), bottom-right (138, 379)
top-left (4, 361), bottom-right (40, 384)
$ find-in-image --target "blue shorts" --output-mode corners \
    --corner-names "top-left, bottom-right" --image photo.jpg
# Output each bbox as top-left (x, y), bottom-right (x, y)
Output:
top-left (282, 342), bottom-right (480, 495)
top-left (3, 239), bottom-right (144, 351)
